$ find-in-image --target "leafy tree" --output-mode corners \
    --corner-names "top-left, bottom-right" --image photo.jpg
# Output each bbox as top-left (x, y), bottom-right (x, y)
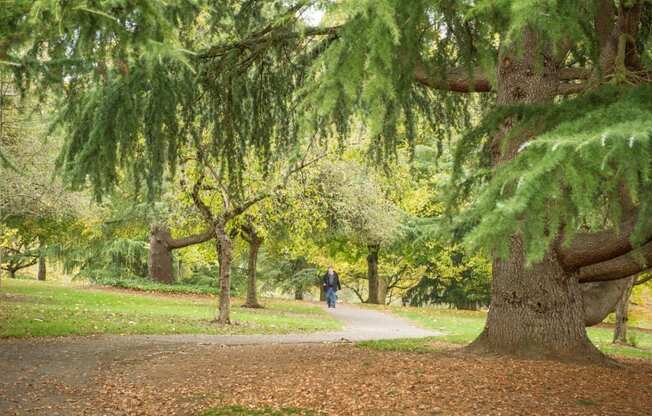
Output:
top-left (308, 159), bottom-right (402, 303)
top-left (298, 0), bottom-right (652, 362)
top-left (6, 0), bottom-right (652, 362)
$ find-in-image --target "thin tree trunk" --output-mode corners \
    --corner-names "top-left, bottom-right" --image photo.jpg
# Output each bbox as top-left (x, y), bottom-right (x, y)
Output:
top-left (243, 237), bottom-right (263, 308)
top-left (37, 253), bottom-right (46, 281)
top-left (294, 287), bottom-right (304, 300)
top-left (613, 276), bottom-right (635, 344)
top-left (216, 223), bottom-right (232, 324)
top-left (367, 244), bottom-right (382, 304)
top-left (468, 30), bottom-right (606, 363)
top-left (319, 285), bottom-right (326, 302)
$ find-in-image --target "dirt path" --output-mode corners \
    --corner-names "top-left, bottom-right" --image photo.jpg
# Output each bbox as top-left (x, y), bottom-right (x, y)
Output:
top-left (0, 303), bottom-right (436, 415)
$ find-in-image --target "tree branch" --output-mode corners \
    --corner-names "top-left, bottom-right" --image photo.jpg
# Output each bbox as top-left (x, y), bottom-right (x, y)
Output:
top-left (559, 216), bottom-right (652, 269)
top-left (635, 274), bottom-right (652, 286)
top-left (578, 240), bottom-right (652, 283)
top-left (558, 67), bottom-right (592, 80)
top-left (200, 26), bottom-right (340, 60)
top-left (190, 171), bottom-right (215, 225)
top-left (166, 230), bottom-right (214, 249)
top-left (414, 60), bottom-right (492, 93)
top-left (557, 82), bottom-right (589, 95)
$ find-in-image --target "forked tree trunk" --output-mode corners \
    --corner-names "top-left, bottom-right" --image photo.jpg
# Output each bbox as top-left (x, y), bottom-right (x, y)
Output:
top-left (613, 276), bottom-right (635, 344)
top-left (216, 224), bottom-right (232, 324)
top-left (468, 30), bottom-right (607, 363)
top-left (37, 253), bottom-right (46, 281)
top-left (366, 244), bottom-right (383, 304)
top-left (294, 287), bottom-right (304, 300)
top-left (243, 236), bottom-right (263, 308)
top-left (149, 225), bottom-right (174, 284)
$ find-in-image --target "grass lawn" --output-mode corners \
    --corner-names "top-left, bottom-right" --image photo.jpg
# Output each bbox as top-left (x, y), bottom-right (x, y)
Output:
top-left (0, 279), bottom-right (341, 337)
top-left (359, 304), bottom-right (652, 360)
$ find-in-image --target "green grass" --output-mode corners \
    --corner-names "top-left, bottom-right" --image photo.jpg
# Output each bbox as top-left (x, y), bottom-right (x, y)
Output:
top-left (200, 406), bottom-right (315, 416)
top-left (0, 279), bottom-right (341, 337)
top-left (359, 304), bottom-right (652, 359)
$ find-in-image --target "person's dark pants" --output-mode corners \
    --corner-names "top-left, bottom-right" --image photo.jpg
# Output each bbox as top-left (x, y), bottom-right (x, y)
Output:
top-left (326, 287), bottom-right (337, 308)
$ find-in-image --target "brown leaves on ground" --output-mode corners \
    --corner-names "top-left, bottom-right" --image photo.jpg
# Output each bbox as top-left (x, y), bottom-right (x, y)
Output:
top-left (4, 343), bottom-right (651, 416)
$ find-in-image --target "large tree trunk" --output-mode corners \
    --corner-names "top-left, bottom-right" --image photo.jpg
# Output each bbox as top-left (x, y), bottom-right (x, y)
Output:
top-left (469, 237), bottom-right (604, 361)
top-left (242, 236), bottom-right (263, 308)
top-left (294, 287), bottom-right (304, 300)
top-left (37, 254), bottom-right (46, 281)
top-left (469, 30), bottom-right (606, 362)
top-left (366, 244), bottom-right (383, 304)
top-left (613, 276), bottom-right (635, 344)
top-left (149, 225), bottom-right (175, 284)
top-left (8, 269), bottom-right (16, 279)
top-left (215, 223), bottom-right (232, 324)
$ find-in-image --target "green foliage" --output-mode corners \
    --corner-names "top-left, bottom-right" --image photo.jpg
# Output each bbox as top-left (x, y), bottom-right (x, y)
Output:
top-left (402, 246), bottom-right (491, 310)
top-left (57, 237), bottom-right (149, 281)
top-left (303, 0), bottom-right (479, 161)
top-left (454, 85), bottom-right (652, 261)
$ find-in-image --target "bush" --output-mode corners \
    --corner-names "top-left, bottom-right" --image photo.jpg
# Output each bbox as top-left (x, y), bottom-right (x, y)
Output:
top-left (92, 276), bottom-right (219, 295)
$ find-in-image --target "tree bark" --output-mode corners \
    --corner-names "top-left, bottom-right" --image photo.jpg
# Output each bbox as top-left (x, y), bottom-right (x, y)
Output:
top-left (37, 253), bottom-right (46, 281)
top-left (366, 244), bottom-right (383, 304)
top-left (613, 276), bottom-right (635, 344)
top-left (8, 269), bottom-right (15, 279)
top-left (468, 30), bottom-right (607, 363)
top-left (149, 225), bottom-right (175, 284)
top-left (294, 287), bottom-right (304, 300)
top-left (582, 278), bottom-right (631, 326)
top-left (215, 223), bottom-right (232, 324)
top-left (242, 235), bottom-right (263, 308)
top-left (148, 224), bottom-right (214, 284)
top-left (470, 237), bottom-right (604, 361)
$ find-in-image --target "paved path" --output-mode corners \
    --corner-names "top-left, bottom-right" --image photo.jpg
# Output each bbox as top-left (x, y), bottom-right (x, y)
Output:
top-left (128, 303), bottom-right (439, 345)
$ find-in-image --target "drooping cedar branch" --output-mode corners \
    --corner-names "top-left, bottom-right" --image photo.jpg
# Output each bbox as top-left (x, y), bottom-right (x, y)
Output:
top-left (202, 22), bottom-right (593, 97)
top-left (199, 26), bottom-right (340, 60)
top-left (578, 240), bottom-right (652, 283)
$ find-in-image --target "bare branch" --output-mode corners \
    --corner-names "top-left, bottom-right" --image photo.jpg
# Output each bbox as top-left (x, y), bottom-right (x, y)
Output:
top-left (557, 82), bottom-right (588, 95)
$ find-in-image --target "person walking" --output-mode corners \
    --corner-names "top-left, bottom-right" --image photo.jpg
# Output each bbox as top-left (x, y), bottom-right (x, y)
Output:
top-left (322, 266), bottom-right (341, 308)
